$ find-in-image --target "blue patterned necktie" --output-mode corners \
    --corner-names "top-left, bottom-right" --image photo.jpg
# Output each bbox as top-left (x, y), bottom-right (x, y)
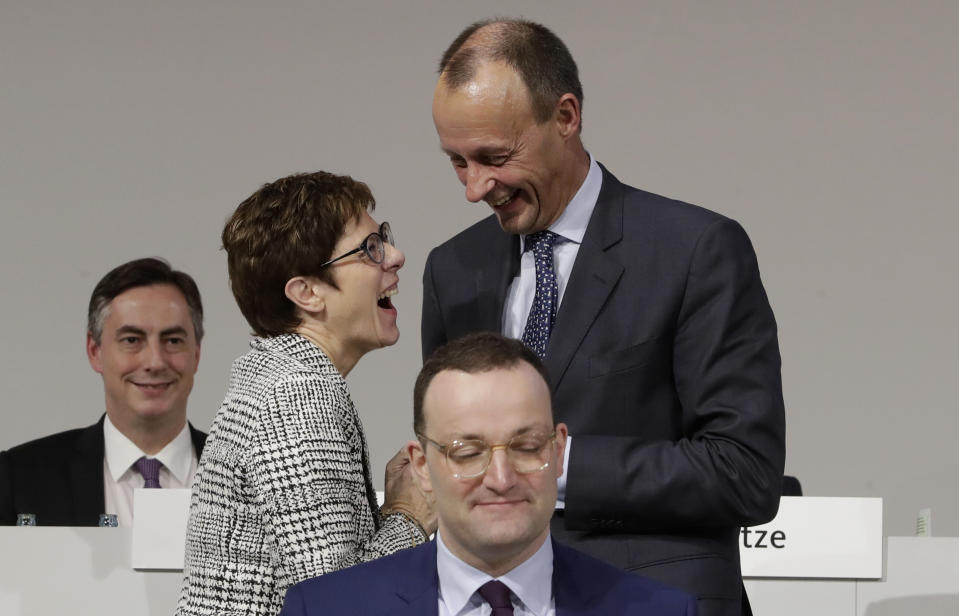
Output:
top-left (521, 230), bottom-right (560, 359)
top-left (478, 580), bottom-right (514, 616)
top-left (134, 456), bottom-right (162, 489)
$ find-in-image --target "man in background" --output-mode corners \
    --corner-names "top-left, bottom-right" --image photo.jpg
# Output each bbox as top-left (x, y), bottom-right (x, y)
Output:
top-left (0, 257), bottom-right (206, 526)
top-left (422, 18), bottom-right (786, 616)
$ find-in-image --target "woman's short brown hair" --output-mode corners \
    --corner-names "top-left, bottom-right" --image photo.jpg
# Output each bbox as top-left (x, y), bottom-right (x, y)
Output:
top-left (222, 171), bottom-right (374, 337)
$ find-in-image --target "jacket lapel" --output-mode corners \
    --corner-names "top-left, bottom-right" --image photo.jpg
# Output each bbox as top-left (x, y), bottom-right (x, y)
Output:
top-left (69, 417), bottom-right (107, 525)
top-left (392, 541), bottom-right (440, 616)
top-left (188, 422), bottom-right (207, 458)
top-left (545, 166), bottom-right (625, 390)
top-left (474, 225), bottom-right (520, 333)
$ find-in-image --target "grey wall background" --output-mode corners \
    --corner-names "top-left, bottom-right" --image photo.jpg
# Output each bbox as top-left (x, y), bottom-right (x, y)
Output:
top-left (1, 0), bottom-right (956, 537)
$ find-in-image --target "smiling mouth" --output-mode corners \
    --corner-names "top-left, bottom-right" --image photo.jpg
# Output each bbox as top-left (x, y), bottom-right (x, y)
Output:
top-left (487, 189), bottom-right (520, 209)
top-left (133, 382), bottom-right (172, 392)
top-left (377, 286), bottom-right (397, 310)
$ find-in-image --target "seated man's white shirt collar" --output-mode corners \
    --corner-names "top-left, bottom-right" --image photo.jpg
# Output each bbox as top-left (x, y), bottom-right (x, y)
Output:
top-left (436, 529), bottom-right (554, 616)
top-left (103, 415), bottom-right (197, 526)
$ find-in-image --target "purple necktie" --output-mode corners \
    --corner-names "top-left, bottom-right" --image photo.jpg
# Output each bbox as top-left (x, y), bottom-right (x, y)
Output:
top-left (478, 580), bottom-right (514, 616)
top-left (521, 230), bottom-right (560, 359)
top-left (134, 456), bottom-right (163, 489)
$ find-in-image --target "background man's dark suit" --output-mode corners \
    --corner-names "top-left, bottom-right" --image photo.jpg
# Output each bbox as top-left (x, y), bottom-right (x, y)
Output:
top-left (422, 164), bottom-right (786, 609)
top-left (0, 415), bottom-right (206, 526)
top-left (281, 539), bottom-right (697, 615)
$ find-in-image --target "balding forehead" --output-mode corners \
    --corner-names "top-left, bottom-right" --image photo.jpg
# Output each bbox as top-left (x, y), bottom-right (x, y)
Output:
top-left (435, 59), bottom-right (530, 107)
top-left (437, 20), bottom-right (521, 90)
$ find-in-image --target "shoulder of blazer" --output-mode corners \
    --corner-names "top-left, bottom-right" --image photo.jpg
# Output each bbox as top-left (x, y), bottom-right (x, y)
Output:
top-left (289, 541), bottom-right (439, 611)
top-left (0, 417), bottom-right (105, 526)
top-left (551, 539), bottom-right (623, 605)
top-left (552, 538), bottom-right (697, 611)
top-left (428, 214), bottom-right (513, 263)
top-left (2, 416), bottom-right (105, 466)
top-left (596, 162), bottom-right (730, 234)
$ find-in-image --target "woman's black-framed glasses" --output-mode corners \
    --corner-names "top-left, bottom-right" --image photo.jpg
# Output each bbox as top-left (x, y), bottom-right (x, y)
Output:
top-left (320, 222), bottom-right (394, 268)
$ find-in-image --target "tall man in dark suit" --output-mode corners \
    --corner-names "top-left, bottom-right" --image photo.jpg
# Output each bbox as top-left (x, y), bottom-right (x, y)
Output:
top-left (0, 258), bottom-right (207, 526)
top-left (282, 333), bottom-right (696, 615)
top-left (422, 19), bottom-right (786, 616)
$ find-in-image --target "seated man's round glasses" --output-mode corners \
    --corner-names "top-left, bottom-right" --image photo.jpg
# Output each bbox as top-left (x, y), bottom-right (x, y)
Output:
top-left (416, 431), bottom-right (557, 479)
top-left (320, 222), bottom-right (394, 268)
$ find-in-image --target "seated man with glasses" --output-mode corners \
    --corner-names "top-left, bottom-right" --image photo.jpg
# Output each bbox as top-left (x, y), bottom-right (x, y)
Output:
top-left (281, 332), bottom-right (696, 615)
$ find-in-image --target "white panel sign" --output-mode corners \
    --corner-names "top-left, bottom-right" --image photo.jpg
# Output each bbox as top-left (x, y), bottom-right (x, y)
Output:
top-left (741, 497), bottom-right (883, 579)
top-left (132, 488), bottom-right (192, 570)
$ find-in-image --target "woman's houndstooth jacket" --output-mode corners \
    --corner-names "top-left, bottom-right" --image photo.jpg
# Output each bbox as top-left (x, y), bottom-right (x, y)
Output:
top-left (177, 334), bottom-right (423, 616)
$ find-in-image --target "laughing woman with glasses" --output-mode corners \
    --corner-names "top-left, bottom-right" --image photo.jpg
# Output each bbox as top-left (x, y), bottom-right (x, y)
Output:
top-left (177, 171), bottom-right (435, 616)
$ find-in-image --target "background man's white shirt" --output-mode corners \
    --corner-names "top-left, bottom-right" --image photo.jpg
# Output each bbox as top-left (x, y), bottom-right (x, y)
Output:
top-left (102, 415), bottom-right (198, 527)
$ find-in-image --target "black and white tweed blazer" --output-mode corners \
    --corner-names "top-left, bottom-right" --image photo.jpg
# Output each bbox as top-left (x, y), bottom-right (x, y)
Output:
top-left (177, 334), bottom-right (422, 616)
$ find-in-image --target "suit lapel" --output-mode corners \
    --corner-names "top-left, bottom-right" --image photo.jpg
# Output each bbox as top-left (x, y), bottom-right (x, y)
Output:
top-left (69, 417), bottom-right (107, 525)
top-left (475, 225), bottom-right (520, 333)
top-left (393, 591), bottom-right (439, 616)
top-left (188, 423), bottom-right (207, 458)
top-left (393, 541), bottom-right (440, 616)
top-left (552, 539), bottom-right (609, 615)
top-left (546, 166), bottom-right (625, 390)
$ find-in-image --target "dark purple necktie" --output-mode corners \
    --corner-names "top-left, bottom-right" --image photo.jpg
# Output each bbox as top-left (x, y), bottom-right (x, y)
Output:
top-left (478, 580), bottom-right (514, 616)
top-left (521, 230), bottom-right (560, 359)
top-left (134, 456), bottom-right (162, 489)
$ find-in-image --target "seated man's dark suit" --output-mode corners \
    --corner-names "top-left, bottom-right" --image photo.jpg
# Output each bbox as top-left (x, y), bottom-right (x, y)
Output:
top-left (281, 539), bottom-right (697, 615)
top-left (422, 164), bottom-right (786, 615)
top-left (0, 415), bottom-right (207, 526)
